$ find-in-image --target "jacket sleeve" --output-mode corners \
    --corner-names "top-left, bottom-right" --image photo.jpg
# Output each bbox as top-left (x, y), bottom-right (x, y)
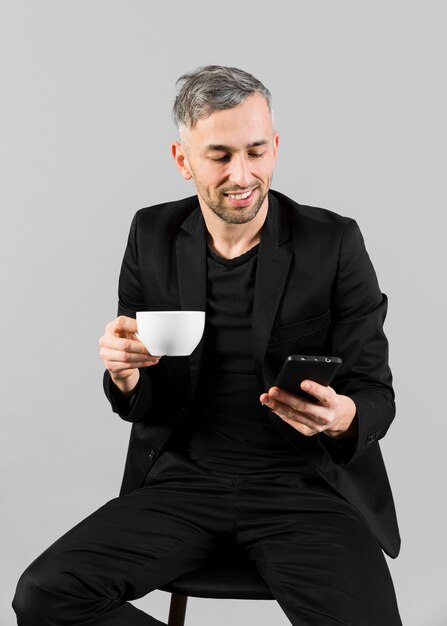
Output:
top-left (319, 219), bottom-right (395, 464)
top-left (103, 211), bottom-right (168, 422)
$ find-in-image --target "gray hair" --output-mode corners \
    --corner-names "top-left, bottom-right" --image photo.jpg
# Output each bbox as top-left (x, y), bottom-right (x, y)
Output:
top-left (173, 65), bottom-right (275, 139)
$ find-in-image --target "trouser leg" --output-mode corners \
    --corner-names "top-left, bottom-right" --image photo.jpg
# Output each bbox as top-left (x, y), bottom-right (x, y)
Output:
top-left (236, 473), bottom-right (402, 626)
top-left (12, 452), bottom-right (234, 626)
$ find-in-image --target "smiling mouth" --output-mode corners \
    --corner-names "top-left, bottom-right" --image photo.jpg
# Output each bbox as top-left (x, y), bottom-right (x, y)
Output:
top-left (223, 188), bottom-right (257, 204)
top-left (225, 189), bottom-right (254, 200)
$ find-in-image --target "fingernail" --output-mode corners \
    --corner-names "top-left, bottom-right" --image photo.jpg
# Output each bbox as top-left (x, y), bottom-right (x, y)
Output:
top-left (270, 389), bottom-right (279, 398)
top-left (301, 381), bottom-right (310, 390)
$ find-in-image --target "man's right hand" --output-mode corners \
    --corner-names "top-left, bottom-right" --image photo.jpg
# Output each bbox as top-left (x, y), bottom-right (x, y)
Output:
top-left (99, 315), bottom-right (160, 396)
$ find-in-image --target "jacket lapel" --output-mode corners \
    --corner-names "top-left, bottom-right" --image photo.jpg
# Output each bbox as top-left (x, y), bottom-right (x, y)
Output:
top-left (175, 205), bottom-right (207, 394)
top-left (252, 192), bottom-right (293, 390)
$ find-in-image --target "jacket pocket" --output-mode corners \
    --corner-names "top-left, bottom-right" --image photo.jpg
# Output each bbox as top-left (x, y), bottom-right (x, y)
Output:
top-left (272, 309), bottom-right (331, 342)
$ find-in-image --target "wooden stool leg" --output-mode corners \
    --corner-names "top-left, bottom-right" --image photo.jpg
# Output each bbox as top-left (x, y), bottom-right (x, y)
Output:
top-left (167, 592), bottom-right (188, 626)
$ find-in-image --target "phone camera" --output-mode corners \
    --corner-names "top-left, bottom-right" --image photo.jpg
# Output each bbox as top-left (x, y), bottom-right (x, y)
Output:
top-left (325, 358), bottom-right (331, 362)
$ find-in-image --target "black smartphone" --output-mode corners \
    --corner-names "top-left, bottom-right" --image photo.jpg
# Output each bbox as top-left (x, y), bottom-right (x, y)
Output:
top-left (273, 355), bottom-right (343, 402)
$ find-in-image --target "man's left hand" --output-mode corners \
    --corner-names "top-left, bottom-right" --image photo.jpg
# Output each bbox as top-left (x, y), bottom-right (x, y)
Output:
top-left (260, 381), bottom-right (357, 440)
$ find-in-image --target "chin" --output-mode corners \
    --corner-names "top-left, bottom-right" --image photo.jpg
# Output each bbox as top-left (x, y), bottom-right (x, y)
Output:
top-left (225, 206), bottom-right (262, 225)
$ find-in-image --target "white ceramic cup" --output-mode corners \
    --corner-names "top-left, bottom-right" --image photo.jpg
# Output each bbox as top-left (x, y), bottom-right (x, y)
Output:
top-left (136, 311), bottom-right (205, 357)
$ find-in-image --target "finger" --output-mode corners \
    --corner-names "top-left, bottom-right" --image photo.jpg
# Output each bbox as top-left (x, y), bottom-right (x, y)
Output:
top-left (99, 334), bottom-right (151, 356)
top-left (260, 394), bottom-right (328, 430)
top-left (106, 361), bottom-right (154, 375)
top-left (260, 394), bottom-right (321, 436)
top-left (99, 348), bottom-right (158, 369)
top-left (279, 415), bottom-right (320, 437)
top-left (105, 315), bottom-right (138, 336)
top-left (100, 346), bottom-right (159, 364)
top-left (266, 387), bottom-right (325, 419)
top-left (300, 380), bottom-right (335, 405)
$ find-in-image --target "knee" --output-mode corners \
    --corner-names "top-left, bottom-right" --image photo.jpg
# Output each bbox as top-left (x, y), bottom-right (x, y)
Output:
top-left (13, 561), bottom-right (41, 623)
top-left (12, 556), bottom-right (65, 624)
top-left (13, 551), bottom-right (113, 625)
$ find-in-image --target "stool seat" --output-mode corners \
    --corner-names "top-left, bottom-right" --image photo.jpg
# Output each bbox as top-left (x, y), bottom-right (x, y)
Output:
top-left (160, 559), bottom-right (274, 600)
top-left (159, 548), bottom-right (275, 625)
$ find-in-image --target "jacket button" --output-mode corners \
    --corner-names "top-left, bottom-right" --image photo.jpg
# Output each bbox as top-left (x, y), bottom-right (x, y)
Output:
top-left (148, 449), bottom-right (156, 463)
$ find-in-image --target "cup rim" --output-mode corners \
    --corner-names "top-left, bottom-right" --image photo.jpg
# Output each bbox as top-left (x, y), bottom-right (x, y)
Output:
top-left (136, 310), bottom-right (204, 315)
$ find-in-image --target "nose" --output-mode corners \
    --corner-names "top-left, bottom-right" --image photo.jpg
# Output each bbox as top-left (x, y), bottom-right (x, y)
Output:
top-left (228, 154), bottom-right (251, 189)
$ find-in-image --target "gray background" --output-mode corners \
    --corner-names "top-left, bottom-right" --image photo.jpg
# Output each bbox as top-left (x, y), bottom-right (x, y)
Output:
top-left (2, 1), bottom-right (446, 624)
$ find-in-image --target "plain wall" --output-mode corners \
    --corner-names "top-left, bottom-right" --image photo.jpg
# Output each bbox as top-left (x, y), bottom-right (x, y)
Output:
top-left (2, 1), bottom-right (446, 624)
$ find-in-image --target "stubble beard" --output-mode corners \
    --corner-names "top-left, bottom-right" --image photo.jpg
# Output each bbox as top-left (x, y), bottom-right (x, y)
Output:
top-left (203, 186), bottom-right (268, 225)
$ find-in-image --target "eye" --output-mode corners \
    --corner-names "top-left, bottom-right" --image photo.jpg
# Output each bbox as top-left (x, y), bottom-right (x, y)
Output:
top-left (210, 155), bottom-right (230, 162)
top-left (248, 152), bottom-right (265, 159)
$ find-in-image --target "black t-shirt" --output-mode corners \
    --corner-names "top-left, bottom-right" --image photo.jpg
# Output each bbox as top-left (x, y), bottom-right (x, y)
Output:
top-left (172, 242), bottom-right (316, 477)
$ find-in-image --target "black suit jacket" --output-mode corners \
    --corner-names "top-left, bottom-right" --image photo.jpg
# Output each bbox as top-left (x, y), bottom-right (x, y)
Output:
top-left (103, 189), bottom-right (400, 558)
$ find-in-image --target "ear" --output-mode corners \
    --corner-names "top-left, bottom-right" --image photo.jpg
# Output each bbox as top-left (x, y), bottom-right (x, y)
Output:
top-left (171, 141), bottom-right (193, 180)
top-left (272, 132), bottom-right (279, 162)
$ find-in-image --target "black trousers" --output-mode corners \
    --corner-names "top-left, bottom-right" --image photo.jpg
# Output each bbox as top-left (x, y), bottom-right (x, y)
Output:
top-left (13, 450), bottom-right (402, 625)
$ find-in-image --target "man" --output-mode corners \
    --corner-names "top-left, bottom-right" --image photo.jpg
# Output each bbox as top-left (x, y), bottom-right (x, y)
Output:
top-left (13, 65), bottom-right (402, 625)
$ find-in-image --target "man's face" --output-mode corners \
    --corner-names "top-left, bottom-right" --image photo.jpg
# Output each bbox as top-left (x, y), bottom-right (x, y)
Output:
top-left (173, 93), bottom-right (279, 225)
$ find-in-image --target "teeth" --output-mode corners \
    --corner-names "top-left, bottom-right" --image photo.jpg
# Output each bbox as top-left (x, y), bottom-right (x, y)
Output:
top-left (227, 190), bottom-right (253, 200)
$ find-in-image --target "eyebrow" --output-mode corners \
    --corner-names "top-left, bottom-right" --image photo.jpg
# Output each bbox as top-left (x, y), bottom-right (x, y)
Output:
top-left (204, 140), bottom-right (268, 152)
